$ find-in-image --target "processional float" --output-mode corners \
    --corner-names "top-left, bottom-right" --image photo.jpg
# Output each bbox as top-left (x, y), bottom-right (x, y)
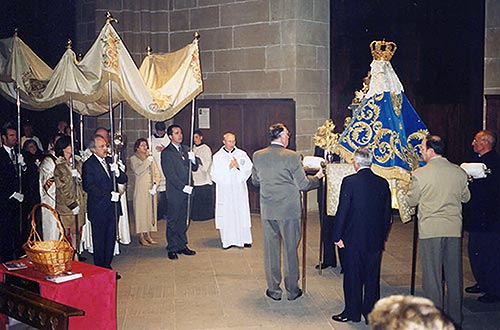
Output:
top-left (314, 40), bottom-right (429, 293)
top-left (0, 12), bottom-right (203, 252)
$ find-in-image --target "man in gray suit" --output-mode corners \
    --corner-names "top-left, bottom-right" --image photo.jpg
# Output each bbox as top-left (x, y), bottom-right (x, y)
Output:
top-left (252, 123), bottom-right (323, 301)
top-left (408, 135), bottom-right (470, 326)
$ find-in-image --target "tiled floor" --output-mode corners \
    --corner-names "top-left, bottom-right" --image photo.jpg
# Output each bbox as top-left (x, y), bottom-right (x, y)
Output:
top-left (11, 209), bottom-right (500, 330)
top-left (109, 210), bottom-right (500, 330)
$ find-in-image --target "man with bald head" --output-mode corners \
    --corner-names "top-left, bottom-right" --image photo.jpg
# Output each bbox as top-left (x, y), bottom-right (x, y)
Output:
top-left (83, 134), bottom-right (127, 275)
top-left (211, 132), bottom-right (253, 249)
top-left (463, 130), bottom-right (500, 303)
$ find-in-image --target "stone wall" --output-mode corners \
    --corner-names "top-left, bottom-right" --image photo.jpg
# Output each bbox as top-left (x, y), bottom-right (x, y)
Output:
top-left (75, 0), bottom-right (329, 207)
top-left (75, 0), bottom-right (330, 156)
top-left (485, 0), bottom-right (500, 96)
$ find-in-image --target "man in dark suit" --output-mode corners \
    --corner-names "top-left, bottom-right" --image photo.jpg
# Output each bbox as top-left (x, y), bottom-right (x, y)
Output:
top-left (0, 125), bottom-right (25, 262)
top-left (332, 147), bottom-right (392, 324)
top-left (463, 130), bottom-right (500, 303)
top-left (161, 124), bottom-right (198, 260)
top-left (82, 134), bottom-right (127, 273)
top-left (252, 123), bottom-right (323, 301)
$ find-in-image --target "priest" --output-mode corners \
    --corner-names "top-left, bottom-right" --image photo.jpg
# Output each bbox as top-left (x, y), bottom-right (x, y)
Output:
top-left (211, 132), bottom-right (253, 249)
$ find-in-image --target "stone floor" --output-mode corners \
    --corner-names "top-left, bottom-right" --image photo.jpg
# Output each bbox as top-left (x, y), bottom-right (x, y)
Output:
top-left (11, 210), bottom-right (500, 330)
top-left (115, 211), bottom-right (500, 330)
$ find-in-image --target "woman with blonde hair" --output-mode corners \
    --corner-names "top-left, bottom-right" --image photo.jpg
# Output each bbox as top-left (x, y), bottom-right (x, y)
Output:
top-left (130, 138), bottom-right (161, 246)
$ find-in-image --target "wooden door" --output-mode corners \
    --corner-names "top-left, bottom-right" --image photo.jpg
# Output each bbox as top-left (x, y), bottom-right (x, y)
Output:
top-left (174, 98), bottom-right (296, 213)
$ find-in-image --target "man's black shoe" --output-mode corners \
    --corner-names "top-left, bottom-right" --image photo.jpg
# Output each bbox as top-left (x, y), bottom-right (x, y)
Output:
top-left (167, 252), bottom-right (178, 260)
top-left (478, 293), bottom-right (500, 304)
top-left (332, 313), bottom-right (360, 323)
top-left (244, 243), bottom-right (252, 248)
top-left (178, 248), bottom-right (196, 256)
top-left (288, 289), bottom-right (303, 301)
top-left (265, 289), bottom-right (281, 301)
top-left (315, 263), bottom-right (334, 270)
top-left (116, 273), bottom-right (122, 280)
top-left (223, 245), bottom-right (234, 250)
top-left (465, 283), bottom-right (482, 294)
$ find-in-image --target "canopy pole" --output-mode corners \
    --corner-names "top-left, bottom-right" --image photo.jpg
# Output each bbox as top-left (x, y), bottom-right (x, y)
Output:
top-left (16, 87), bottom-right (23, 240)
top-left (16, 88), bottom-right (22, 192)
top-left (69, 95), bottom-right (80, 257)
top-left (69, 96), bottom-right (76, 169)
top-left (108, 80), bottom-right (120, 241)
top-left (148, 120), bottom-right (155, 226)
top-left (186, 99), bottom-right (196, 228)
top-left (79, 114), bottom-right (84, 151)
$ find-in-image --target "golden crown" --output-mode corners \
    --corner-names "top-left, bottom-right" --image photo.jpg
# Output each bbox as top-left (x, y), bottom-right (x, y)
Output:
top-left (370, 40), bottom-right (397, 61)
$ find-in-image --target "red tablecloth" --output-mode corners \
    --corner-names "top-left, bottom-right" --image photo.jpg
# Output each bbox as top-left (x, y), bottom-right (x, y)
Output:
top-left (0, 260), bottom-right (116, 330)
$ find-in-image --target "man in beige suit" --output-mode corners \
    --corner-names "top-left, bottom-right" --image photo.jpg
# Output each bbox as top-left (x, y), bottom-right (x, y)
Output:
top-left (408, 135), bottom-right (470, 327)
top-left (252, 123), bottom-right (323, 301)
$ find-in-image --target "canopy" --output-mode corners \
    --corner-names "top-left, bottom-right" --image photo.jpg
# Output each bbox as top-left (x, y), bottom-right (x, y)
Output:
top-left (0, 34), bottom-right (53, 110)
top-left (0, 22), bottom-right (203, 121)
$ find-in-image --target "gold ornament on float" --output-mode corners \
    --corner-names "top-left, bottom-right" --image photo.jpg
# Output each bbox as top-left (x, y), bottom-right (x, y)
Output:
top-left (313, 119), bottom-right (340, 154)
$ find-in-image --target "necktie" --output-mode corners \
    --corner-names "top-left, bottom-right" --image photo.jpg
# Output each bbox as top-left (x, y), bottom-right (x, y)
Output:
top-left (102, 159), bottom-right (110, 177)
top-left (178, 146), bottom-right (185, 160)
top-left (10, 149), bottom-right (18, 175)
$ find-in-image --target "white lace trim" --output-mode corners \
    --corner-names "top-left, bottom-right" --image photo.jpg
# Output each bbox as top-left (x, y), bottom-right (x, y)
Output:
top-left (366, 60), bottom-right (404, 98)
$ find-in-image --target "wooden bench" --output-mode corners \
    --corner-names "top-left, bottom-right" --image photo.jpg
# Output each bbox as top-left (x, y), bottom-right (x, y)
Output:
top-left (0, 282), bottom-right (84, 330)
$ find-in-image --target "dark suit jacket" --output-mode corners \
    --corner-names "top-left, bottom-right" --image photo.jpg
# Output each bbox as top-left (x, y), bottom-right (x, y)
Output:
top-left (0, 146), bottom-right (21, 261)
top-left (333, 168), bottom-right (392, 252)
top-left (0, 147), bottom-right (20, 210)
top-left (161, 143), bottom-right (198, 200)
top-left (464, 150), bottom-right (500, 232)
top-left (252, 144), bottom-right (319, 220)
top-left (82, 154), bottom-right (127, 222)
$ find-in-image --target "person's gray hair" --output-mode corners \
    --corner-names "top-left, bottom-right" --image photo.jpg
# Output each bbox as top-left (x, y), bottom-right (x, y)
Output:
top-left (353, 147), bottom-right (373, 167)
top-left (88, 134), bottom-right (105, 150)
top-left (88, 137), bottom-right (96, 149)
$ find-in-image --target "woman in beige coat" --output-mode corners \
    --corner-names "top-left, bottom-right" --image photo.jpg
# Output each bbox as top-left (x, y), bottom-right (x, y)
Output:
top-left (130, 138), bottom-right (161, 246)
top-left (53, 136), bottom-right (86, 260)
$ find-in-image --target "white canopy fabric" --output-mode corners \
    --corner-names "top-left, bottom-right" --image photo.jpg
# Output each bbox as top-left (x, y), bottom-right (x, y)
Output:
top-left (139, 41), bottom-right (203, 121)
top-left (0, 22), bottom-right (203, 120)
top-left (0, 35), bottom-right (53, 110)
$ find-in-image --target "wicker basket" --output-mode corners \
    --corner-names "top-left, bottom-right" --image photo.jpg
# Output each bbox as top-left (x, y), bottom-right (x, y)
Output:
top-left (23, 203), bottom-right (74, 275)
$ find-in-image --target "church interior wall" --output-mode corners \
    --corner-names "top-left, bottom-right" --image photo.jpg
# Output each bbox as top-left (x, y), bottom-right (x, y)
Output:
top-left (75, 0), bottom-right (330, 206)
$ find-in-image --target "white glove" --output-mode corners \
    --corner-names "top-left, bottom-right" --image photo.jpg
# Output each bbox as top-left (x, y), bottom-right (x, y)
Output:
top-left (109, 162), bottom-right (120, 177)
top-left (71, 206), bottom-right (80, 215)
top-left (10, 192), bottom-right (24, 202)
top-left (71, 168), bottom-right (81, 179)
top-left (17, 153), bottom-right (26, 166)
top-left (182, 185), bottom-right (193, 195)
top-left (117, 159), bottom-right (126, 172)
top-left (111, 191), bottom-right (120, 202)
top-left (147, 156), bottom-right (154, 163)
top-left (187, 151), bottom-right (195, 162)
top-left (149, 183), bottom-right (158, 195)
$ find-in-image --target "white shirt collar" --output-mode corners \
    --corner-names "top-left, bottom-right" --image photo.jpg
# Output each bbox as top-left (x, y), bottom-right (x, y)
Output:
top-left (271, 141), bottom-right (284, 147)
top-left (3, 145), bottom-right (14, 154)
top-left (95, 154), bottom-right (106, 163)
